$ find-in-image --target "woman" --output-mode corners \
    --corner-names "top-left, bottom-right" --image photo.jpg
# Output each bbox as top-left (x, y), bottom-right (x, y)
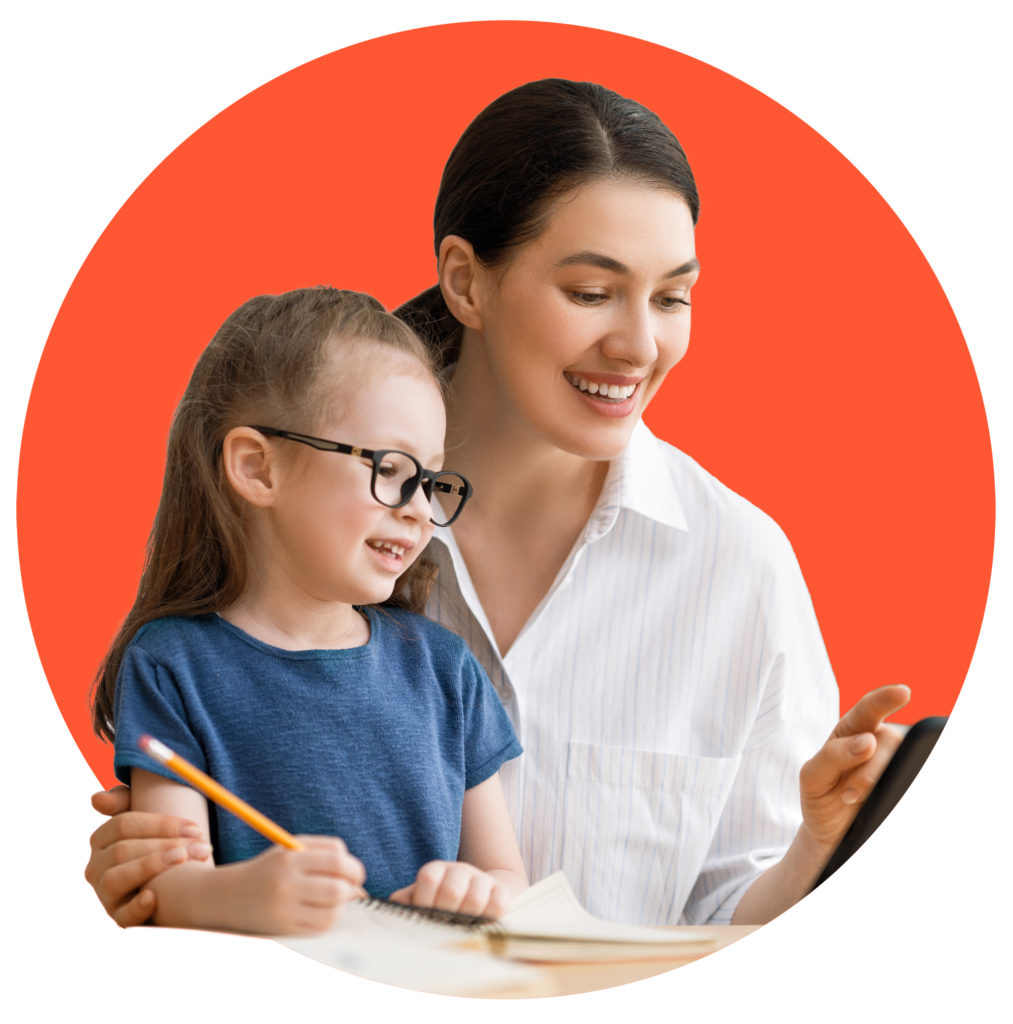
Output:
top-left (86, 79), bottom-right (908, 928)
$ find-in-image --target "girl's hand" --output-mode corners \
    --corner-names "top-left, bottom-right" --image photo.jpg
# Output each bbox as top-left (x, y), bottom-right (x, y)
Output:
top-left (798, 684), bottom-right (912, 855)
top-left (388, 861), bottom-right (512, 919)
top-left (86, 786), bottom-right (212, 927)
top-left (212, 836), bottom-right (366, 935)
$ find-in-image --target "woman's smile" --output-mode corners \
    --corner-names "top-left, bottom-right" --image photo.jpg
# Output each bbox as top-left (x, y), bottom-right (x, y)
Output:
top-left (459, 177), bottom-right (699, 461)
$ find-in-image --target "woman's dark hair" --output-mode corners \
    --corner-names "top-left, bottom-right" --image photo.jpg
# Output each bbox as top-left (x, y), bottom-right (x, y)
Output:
top-left (396, 78), bottom-right (699, 363)
top-left (91, 287), bottom-right (440, 742)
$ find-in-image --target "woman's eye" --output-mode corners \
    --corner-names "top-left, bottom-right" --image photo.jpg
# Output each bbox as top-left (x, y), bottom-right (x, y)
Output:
top-left (656, 295), bottom-right (691, 310)
top-left (570, 291), bottom-right (608, 306)
top-left (376, 461), bottom-right (399, 479)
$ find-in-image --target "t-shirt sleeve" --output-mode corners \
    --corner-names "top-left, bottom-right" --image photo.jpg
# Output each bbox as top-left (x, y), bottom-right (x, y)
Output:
top-left (458, 649), bottom-right (522, 790)
top-left (112, 641), bottom-right (206, 787)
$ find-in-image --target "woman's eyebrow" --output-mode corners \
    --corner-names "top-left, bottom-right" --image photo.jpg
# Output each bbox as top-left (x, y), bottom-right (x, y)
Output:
top-left (555, 251), bottom-right (700, 278)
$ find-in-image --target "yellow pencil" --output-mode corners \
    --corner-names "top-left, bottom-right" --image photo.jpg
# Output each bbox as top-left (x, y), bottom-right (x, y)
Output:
top-left (138, 734), bottom-right (304, 851)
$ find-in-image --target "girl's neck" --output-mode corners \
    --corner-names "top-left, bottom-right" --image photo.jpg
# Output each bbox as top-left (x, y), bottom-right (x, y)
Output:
top-left (220, 581), bottom-right (369, 652)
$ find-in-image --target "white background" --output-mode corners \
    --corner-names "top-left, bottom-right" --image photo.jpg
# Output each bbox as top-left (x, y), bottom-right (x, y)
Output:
top-left (3, 2), bottom-right (1009, 1020)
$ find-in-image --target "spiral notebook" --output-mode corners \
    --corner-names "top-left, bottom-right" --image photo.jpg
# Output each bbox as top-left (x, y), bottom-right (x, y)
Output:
top-left (282, 871), bottom-right (717, 990)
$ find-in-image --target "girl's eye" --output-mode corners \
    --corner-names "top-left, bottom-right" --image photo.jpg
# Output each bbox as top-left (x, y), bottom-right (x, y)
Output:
top-left (376, 461), bottom-right (399, 479)
top-left (656, 295), bottom-right (691, 310)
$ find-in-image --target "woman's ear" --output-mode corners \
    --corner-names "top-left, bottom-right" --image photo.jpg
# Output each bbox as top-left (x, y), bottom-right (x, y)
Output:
top-left (438, 235), bottom-right (485, 329)
top-left (222, 427), bottom-right (278, 507)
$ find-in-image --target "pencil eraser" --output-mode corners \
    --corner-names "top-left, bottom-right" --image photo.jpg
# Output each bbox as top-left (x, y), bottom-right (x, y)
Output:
top-left (138, 734), bottom-right (152, 753)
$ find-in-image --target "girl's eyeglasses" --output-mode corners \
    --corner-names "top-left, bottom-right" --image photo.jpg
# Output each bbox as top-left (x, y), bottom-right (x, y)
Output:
top-left (250, 426), bottom-right (473, 527)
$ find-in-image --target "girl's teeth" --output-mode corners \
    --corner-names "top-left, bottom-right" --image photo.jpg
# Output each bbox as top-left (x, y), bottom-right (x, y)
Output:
top-left (567, 375), bottom-right (636, 400)
top-left (370, 542), bottom-right (404, 556)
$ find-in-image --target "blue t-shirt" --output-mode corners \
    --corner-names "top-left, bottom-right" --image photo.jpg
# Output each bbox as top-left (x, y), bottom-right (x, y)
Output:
top-left (113, 607), bottom-right (522, 898)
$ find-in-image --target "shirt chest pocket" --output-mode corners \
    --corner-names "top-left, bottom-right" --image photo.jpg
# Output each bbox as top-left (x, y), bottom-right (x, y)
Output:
top-left (560, 741), bottom-right (741, 924)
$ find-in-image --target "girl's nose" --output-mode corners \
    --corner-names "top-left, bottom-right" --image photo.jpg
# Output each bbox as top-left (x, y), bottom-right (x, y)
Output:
top-left (396, 481), bottom-right (433, 523)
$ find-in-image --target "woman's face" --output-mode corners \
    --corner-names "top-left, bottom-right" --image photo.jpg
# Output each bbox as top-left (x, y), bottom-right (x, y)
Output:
top-left (469, 177), bottom-right (699, 461)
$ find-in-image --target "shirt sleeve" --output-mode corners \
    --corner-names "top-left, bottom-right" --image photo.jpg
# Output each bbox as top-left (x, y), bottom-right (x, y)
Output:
top-left (112, 641), bottom-right (206, 787)
top-left (679, 537), bottom-right (840, 926)
top-left (458, 648), bottom-right (523, 790)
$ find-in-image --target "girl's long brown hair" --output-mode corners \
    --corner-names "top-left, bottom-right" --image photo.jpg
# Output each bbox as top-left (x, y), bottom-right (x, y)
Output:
top-left (91, 287), bottom-right (440, 742)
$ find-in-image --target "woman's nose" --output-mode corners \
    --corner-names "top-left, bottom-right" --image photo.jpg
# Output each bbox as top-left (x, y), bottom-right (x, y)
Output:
top-left (600, 303), bottom-right (658, 366)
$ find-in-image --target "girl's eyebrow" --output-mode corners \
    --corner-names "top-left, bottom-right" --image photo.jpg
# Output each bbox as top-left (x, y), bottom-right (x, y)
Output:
top-left (555, 251), bottom-right (700, 279)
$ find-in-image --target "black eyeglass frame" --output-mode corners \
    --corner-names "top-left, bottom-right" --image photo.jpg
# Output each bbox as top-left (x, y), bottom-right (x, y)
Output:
top-left (250, 426), bottom-right (473, 527)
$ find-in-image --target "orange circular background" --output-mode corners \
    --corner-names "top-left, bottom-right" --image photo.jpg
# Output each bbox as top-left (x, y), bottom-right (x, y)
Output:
top-left (17, 22), bottom-right (993, 787)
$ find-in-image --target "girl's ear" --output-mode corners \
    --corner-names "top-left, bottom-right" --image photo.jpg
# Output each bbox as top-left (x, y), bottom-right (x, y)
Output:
top-left (222, 427), bottom-right (278, 507)
top-left (438, 235), bottom-right (485, 329)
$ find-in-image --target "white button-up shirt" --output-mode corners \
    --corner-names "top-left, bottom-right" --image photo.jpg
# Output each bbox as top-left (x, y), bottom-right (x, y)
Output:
top-left (426, 421), bottom-right (838, 925)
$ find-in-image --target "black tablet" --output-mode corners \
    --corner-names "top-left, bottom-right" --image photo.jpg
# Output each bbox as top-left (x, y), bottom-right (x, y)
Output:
top-left (810, 715), bottom-right (946, 891)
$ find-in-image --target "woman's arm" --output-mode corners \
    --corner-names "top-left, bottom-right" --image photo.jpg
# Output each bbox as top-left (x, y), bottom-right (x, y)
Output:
top-left (388, 772), bottom-right (528, 917)
top-left (731, 684), bottom-right (910, 924)
top-left (129, 769), bottom-right (367, 935)
top-left (86, 785), bottom-right (212, 927)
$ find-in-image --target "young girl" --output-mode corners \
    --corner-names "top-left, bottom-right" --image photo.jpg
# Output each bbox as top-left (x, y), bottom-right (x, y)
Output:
top-left (90, 286), bottom-right (527, 935)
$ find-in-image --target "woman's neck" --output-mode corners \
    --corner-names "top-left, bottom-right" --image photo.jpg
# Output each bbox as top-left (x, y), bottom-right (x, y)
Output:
top-left (442, 339), bottom-right (611, 655)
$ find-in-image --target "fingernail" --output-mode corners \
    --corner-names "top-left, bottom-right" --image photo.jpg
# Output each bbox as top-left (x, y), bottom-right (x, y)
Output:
top-left (179, 824), bottom-right (202, 838)
top-left (163, 847), bottom-right (185, 865)
top-left (842, 789), bottom-right (860, 805)
top-left (849, 735), bottom-right (872, 755)
top-left (138, 889), bottom-right (155, 906)
top-left (187, 841), bottom-right (212, 860)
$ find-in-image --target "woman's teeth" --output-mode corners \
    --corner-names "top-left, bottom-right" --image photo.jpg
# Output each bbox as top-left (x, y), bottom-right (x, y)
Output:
top-left (566, 374), bottom-right (637, 400)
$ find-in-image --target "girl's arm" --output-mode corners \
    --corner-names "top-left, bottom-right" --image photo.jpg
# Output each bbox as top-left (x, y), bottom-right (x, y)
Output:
top-left (388, 772), bottom-right (528, 918)
top-left (130, 769), bottom-right (366, 935)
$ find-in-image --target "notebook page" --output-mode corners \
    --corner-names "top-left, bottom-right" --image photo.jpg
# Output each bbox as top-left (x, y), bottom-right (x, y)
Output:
top-left (499, 873), bottom-right (710, 944)
top-left (279, 900), bottom-right (539, 996)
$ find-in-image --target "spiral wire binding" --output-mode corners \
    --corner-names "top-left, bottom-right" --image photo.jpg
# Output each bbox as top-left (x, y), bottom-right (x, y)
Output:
top-left (358, 894), bottom-right (500, 932)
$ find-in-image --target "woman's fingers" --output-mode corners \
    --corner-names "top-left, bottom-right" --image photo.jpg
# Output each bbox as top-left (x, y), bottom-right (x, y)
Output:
top-left (89, 809), bottom-right (204, 852)
top-left (90, 786), bottom-right (133, 816)
top-left (800, 727), bottom-right (903, 802)
top-left (832, 684), bottom-right (911, 740)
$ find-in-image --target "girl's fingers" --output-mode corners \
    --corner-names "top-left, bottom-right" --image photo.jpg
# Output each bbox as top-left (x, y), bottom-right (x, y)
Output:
top-left (292, 836), bottom-right (366, 886)
top-left (407, 861), bottom-right (449, 908)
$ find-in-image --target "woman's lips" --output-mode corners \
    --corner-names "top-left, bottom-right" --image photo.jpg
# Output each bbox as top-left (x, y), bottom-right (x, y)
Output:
top-left (565, 372), bottom-right (643, 417)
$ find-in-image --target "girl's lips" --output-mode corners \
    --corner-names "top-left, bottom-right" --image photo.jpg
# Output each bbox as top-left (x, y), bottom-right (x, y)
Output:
top-left (366, 538), bottom-right (415, 572)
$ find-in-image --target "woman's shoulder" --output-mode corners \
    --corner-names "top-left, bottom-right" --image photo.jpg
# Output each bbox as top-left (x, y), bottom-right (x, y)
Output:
top-left (635, 427), bottom-right (796, 556)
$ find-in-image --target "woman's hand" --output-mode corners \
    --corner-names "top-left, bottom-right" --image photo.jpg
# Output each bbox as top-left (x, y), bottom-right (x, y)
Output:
top-left (85, 785), bottom-right (212, 927)
top-left (732, 683), bottom-right (912, 924)
top-left (388, 861), bottom-right (513, 918)
top-left (799, 683), bottom-right (912, 855)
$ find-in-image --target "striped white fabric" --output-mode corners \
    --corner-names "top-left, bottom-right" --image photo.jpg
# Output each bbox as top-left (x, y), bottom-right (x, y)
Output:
top-left (426, 422), bottom-right (838, 926)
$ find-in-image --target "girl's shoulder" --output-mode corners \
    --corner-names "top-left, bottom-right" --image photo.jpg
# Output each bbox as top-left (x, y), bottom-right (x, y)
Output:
top-left (128, 614), bottom-right (222, 658)
top-left (366, 604), bottom-right (473, 660)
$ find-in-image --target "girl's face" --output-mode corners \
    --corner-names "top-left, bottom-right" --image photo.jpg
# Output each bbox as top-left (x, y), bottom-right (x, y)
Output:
top-left (468, 177), bottom-right (699, 460)
top-left (263, 355), bottom-right (446, 609)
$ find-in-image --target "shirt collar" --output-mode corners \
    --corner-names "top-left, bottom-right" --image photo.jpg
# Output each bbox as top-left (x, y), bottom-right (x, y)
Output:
top-left (584, 420), bottom-right (690, 543)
